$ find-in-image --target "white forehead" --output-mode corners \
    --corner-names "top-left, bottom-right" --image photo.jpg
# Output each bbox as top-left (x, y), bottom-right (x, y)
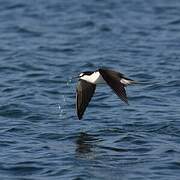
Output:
top-left (79, 73), bottom-right (84, 76)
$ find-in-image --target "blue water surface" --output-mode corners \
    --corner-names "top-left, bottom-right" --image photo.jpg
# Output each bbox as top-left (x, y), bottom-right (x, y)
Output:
top-left (0, 0), bottom-right (180, 179)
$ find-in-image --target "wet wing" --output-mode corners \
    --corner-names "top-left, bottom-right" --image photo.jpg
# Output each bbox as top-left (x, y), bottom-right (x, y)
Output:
top-left (76, 80), bottom-right (96, 120)
top-left (99, 69), bottom-right (128, 104)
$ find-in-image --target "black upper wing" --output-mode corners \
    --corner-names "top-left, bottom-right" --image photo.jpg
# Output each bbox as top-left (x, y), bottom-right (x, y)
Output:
top-left (99, 69), bottom-right (128, 104)
top-left (76, 80), bottom-right (96, 120)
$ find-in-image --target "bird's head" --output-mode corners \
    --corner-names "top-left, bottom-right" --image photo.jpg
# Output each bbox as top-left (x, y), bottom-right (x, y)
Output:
top-left (79, 71), bottom-right (94, 78)
top-left (71, 71), bottom-right (94, 81)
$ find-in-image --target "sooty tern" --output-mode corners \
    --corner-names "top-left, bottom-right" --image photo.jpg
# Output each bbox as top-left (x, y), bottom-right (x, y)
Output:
top-left (76, 68), bottom-right (136, 120)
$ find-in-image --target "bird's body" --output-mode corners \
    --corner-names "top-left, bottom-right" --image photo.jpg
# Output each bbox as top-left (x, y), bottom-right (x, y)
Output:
top-left (76, 68), bottom-right (136, 120)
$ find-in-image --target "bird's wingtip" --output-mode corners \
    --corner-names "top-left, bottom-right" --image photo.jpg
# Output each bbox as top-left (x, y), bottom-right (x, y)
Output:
top-left (77, 115), bottom-right (83, 120)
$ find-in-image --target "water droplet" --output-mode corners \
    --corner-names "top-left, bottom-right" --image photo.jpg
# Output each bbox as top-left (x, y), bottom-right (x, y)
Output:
top-left (66, 78), bottom-right (72, 86)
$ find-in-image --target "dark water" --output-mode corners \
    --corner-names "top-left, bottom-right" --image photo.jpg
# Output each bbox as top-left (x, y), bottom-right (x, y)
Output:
top-left (0, 0), bottom-right (180, 179)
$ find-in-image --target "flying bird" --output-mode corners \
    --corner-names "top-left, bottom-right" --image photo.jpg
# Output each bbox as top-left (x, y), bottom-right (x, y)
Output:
top-left (76, 68), bottom-right (136, 120)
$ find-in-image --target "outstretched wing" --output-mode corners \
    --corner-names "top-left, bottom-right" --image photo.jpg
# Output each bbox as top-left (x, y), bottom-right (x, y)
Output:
top-left (99, 69), bottom-right (128, 104)
top-left (76, 80), bottom-right (96, 120)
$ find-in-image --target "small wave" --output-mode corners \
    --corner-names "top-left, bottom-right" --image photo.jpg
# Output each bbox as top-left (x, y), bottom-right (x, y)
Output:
top-left (0, 104), bottom-right (29, 119)
top-left (15, 25), bottom-right (43, 37)
top-left (98, 145), bottom-right (128, 152)
top-left (3, 164), bottom-right (43, 176)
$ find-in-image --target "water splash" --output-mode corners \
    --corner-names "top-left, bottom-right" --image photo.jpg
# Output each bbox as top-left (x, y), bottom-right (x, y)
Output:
top-left (58, 95), bottom-right (67, 118)
top-left (58, 104), bottom-right (64, 118)
top-left (66, 78), bottom-right (72, 86)
top-left (58, 78), bottom-right (75, 118)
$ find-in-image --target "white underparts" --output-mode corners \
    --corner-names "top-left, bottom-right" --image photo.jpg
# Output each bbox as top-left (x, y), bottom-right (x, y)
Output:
top-left (80, 72), bottom-right (105, 84)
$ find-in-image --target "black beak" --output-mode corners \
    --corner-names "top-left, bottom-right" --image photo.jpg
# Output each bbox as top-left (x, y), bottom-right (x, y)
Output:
top-left (68, 76), bottom-right (79, 83)
top-left (71, 75), bottom-right (79, 79)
